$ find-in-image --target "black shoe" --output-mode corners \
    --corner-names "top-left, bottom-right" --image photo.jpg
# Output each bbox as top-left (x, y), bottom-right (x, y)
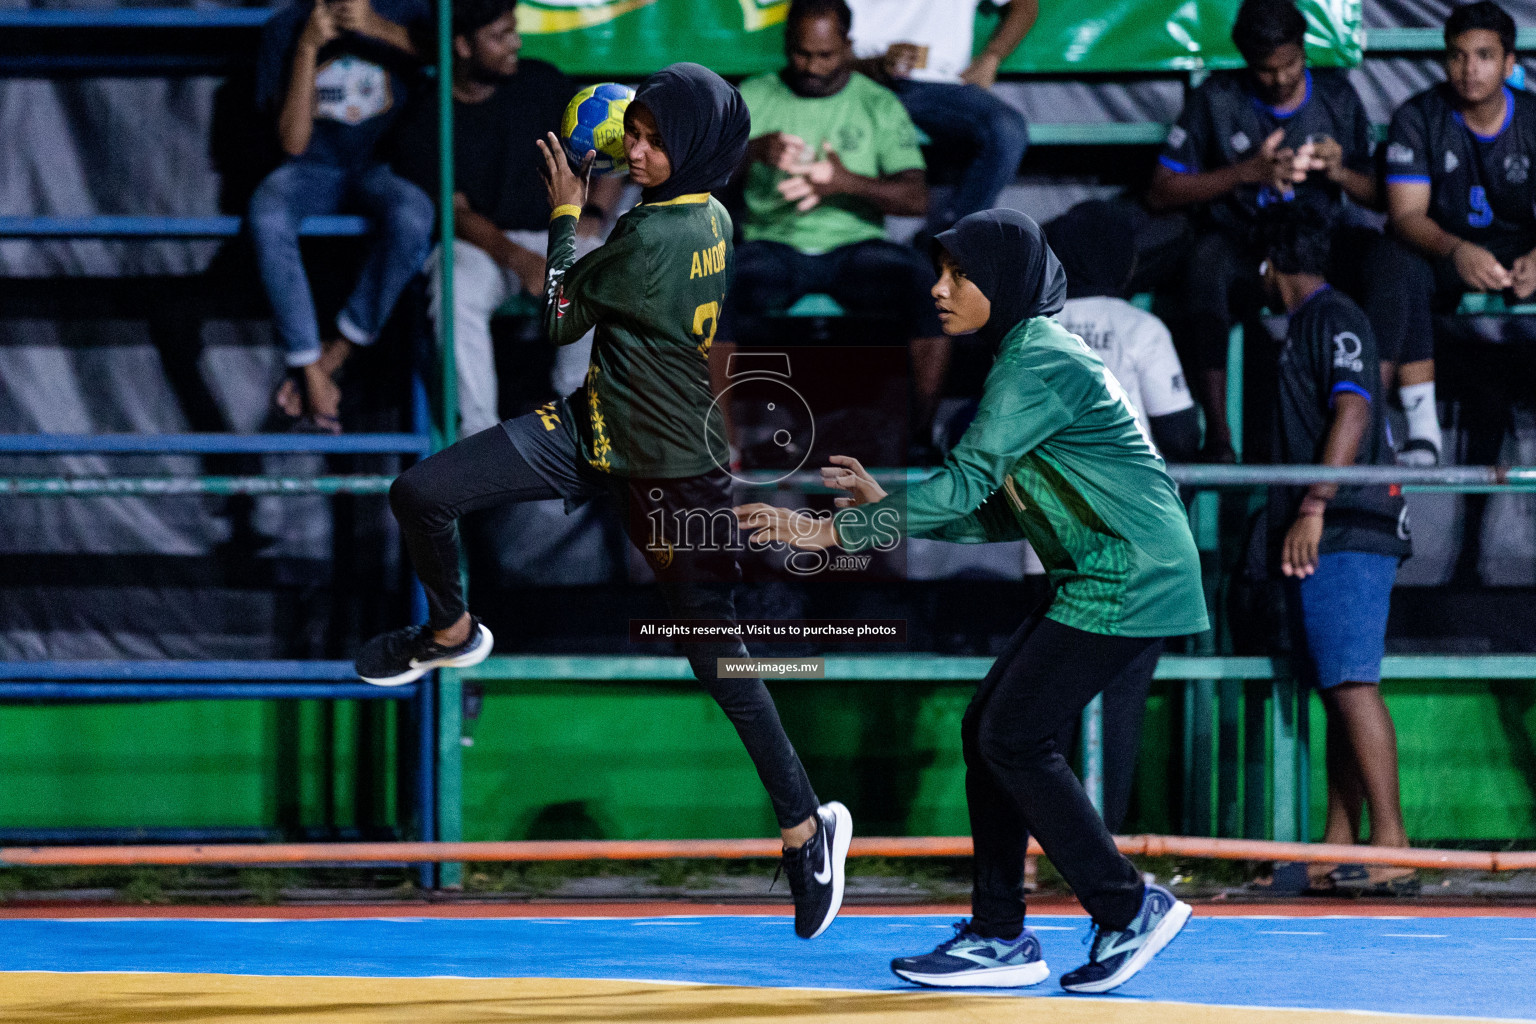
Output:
top-left (355, 617), bottom-right (493, 686)
top-left (778, 801), bottom-right (852, 939)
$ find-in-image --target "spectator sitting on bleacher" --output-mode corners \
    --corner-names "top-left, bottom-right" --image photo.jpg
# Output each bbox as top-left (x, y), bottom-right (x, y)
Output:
top-left (1046, 200), bottom-right (1201, 464)
top-left (845, 0), bottom-right (1035, 228)
top-left (390, 0), bottom-right (620, 438)
top-left (723, 0), bottom-right (947, 459)
top-left (1146, 0), bottom-right (1377, 463)
top-left (1262, 206), bottom-right (1414, 895)
top-left (251, 0), bottom-right (435, 433)
top-left (1371, 1), bottom-right (1534, 466)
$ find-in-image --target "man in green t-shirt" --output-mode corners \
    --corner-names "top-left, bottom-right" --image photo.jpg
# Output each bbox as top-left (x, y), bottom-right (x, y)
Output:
top-left (722, 0), bottom-right (949, 456)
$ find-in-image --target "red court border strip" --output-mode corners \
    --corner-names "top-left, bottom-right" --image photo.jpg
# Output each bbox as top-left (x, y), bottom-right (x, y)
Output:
top-left (0, 899), bottom-right (1532, 919)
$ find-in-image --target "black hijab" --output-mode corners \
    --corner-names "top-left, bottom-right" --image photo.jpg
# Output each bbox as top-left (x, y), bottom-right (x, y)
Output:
top-left (631, 62), bottom-right (750, 204)
top-left (932, 208), bottom-right (1068, 350)
top-left (1043, 200), bottom-right (1136, 300)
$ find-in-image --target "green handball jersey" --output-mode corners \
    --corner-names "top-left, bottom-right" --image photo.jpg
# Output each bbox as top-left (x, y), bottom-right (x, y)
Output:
top-left (543, 195), bottom-right (731, 478)
top-left (835, 317), bottom-right (1209, 638)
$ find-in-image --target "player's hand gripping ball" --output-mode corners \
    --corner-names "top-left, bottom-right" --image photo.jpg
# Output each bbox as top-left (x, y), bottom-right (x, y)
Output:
top-left (561, 83), bottom-right (635, 176)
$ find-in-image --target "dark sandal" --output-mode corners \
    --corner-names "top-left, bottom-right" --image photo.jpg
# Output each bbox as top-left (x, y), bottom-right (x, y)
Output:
top-left (1327, 863), bottom-right (1369, 887)
top-left (293, 411), bottom-right (342, 434)
top-left (280, 366), bottom-right (343, 435)
top-left (1365, 874), bottom-right (1421, 897)
top-left (1244, 861), bottom-right (1313, 896)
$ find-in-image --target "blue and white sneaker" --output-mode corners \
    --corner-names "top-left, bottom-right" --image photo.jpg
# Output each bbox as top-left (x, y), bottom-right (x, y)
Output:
top-left (891, 920), bottom-right (1050, 988)
top-left (1060, 883), bottom-right (1191, 994)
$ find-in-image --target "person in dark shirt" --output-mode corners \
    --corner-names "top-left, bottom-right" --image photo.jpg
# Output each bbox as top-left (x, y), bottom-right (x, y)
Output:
top-left (355, 64), bottom-right (851, 941)
top-left (1371, 1), bottom-right (1535, 466)
top-left (1263, 207), bottom-right (1414, 895)
top-left (390, 0), bottom-right (620, 437)
top-left (1146, 0), bottom-right (1377, 462)
top-left (251, 0), bottom-right (435, 432)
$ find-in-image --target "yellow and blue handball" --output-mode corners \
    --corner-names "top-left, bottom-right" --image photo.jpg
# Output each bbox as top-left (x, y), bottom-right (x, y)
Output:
top-left (561, 83), bottom-right (635, 176)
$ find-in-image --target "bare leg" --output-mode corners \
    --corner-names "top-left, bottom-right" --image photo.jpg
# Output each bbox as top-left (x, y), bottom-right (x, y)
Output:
top-left (433, 611), bottom-right (472, 648)
top-left (1398, 359), bottom-right (1435, 388)
top-left (1311, 696), bottom-right (1367, 885)
top-left (781, 814), bottom-right (817, 849)
top-left (290, 337), bottom-right (353, 430)
top-left (1330, 683), bottom-right (1412, 882)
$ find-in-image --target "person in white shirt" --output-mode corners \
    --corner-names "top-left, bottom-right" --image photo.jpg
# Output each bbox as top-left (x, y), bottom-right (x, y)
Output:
top-left (846, 0), bottom-right (1036, 227)
top-left (1037, 199), bottom-right (1201, 835)
top-left (1046, 200), bottom-right (1201, 463)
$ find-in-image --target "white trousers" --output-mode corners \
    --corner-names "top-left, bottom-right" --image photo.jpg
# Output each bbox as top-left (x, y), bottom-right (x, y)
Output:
top-left (428, 229), bottom-right (598, 438)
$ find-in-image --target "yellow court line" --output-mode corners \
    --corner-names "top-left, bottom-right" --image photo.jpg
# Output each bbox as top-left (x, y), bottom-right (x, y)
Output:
top-left (0, 974), bottom-right (1519, 1024)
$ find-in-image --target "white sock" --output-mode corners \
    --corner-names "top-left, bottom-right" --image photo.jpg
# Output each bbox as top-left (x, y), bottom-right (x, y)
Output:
top-left (1400, 381), bottom-right (1442, 451)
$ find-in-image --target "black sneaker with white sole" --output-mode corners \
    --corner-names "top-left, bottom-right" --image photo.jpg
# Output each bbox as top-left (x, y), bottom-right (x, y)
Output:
top-left (778, 800), bottom-right (852, 939)
top-left (355, 617), bottom-right (493, 686)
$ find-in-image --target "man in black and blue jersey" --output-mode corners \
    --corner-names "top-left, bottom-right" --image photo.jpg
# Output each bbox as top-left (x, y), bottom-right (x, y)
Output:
top-left (1372, 1), bottom-right (1536, 466)
top-left (1146, 0), bottom-right (1377, 462)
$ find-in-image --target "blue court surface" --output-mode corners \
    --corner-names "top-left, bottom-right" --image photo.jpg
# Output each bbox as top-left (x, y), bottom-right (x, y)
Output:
top-left (1, 911), bottom-right (1533, 1021)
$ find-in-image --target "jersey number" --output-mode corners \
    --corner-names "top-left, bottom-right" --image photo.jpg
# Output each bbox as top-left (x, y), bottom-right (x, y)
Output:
top-left (1468, 185), bottom-right (1494, 229)
top-left (692, 302), bottom-right (719, 358)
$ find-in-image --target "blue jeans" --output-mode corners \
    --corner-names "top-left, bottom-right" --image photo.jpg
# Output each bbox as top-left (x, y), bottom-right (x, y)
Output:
top-left (893, 80), bottom-right (1029, 226)
top-left (1285, 551), bottom-right (1399, 689)
top-left (248, 160), bottom-right (435, 367)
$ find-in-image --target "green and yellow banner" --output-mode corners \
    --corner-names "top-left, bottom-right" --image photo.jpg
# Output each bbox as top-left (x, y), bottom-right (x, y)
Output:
top-left (515, 0), bottom-right (1361, 77)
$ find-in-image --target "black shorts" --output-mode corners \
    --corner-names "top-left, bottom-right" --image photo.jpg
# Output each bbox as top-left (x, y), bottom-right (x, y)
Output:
top-left (502, 407), bottom-right (743, 584)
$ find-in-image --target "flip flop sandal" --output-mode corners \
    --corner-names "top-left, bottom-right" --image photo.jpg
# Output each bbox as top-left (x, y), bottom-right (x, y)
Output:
top-left (293, 410), bottom-right (343, 435)
top-left (280, 366), bottom-right (343, 435)
top-left (1327, 863), bottom-right (1370, 887)
top-left (1360, 872), bottom-right (1421, 897)
top-left (1243, 861), bottom-right (1312, 896)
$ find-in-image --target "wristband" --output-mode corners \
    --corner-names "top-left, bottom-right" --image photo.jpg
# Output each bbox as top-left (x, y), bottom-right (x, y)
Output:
top-left (550, 204), bottom-right (581, 222)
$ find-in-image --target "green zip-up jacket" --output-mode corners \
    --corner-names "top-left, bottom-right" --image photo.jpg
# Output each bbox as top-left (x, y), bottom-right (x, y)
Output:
top-left (543, 194), bottom-right (730, 478)
top-left (835, 317), bottom-right (1209, 638)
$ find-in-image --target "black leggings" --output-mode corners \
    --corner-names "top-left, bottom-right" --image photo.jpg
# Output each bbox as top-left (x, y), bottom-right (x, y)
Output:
top-left (1052, 640), bottom-right (1160, 836)
top-left (965, 610), bottom-right (1159, 937)
top-left (389, 424), bottom-right (821, 831)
